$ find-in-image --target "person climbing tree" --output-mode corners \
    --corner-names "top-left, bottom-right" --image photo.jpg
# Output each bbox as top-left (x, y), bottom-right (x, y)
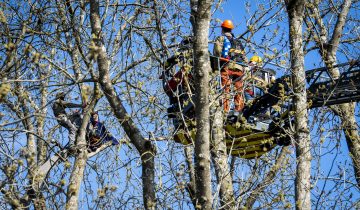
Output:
top-left (87, 111), bottom-right (119, 152)
top-left (52, 91), bottom-right (84, 150)
top-left (213, 19), bottom-right (247, 122)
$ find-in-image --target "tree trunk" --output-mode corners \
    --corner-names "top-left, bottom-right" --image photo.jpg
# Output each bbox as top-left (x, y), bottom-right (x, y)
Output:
top-left (15, 83), bottom-right (40, 208)
top-left (34, 86), bottom-right (48, 209)
top-left (308, 0), bottom-right (360, 187)
top-left (184, 147), bottom-right (197, 207)
top-left (286, 0), bottom-right (311, 209)
top-left (65, 140), bottom-right (87, 210)
top-left (89, 1), bottom-right (156, 209)
top-left (323, 0), bottom-right (360, 188)
top-left (334, 103), bottom-right (360, 187)
top-left (191, 0), bottom-right (214, 209)
top-left (211, 104), bottom-right (235, 209)
top-left (65, 100), bottom-right (94, 209)
top-left (36, 77), bottom-right (48, 165)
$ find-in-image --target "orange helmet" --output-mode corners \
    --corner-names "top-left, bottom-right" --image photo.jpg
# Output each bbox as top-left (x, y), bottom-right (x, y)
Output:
top-left (221, 20), bottom-right (234, 30)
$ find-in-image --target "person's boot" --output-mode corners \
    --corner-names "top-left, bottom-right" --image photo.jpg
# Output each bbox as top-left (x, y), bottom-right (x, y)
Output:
top-left (227, 111), bottom-right (240, 124)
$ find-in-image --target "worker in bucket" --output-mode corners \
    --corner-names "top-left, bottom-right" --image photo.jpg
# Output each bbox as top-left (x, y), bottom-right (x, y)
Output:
top-left (213, 19), bottom-right (247, 122)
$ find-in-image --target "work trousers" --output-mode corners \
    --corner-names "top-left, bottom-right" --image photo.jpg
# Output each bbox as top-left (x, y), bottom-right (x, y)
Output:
top-left (221, 67), bottom-right (244, 113)
top-left (56, 113), bottom-right (82, 146)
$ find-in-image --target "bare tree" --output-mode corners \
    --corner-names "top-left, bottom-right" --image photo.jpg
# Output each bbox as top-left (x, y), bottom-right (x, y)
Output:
top-left (285, 0), bottom-right (312, 209)
top-left (190, 0), bottom-right (214, 208)
top-left (1, 0), bottom-right (359, 209)
top-left (88, 0), bottom-right (157, 209)
top-left (305, 0), bottom-right (360, 188)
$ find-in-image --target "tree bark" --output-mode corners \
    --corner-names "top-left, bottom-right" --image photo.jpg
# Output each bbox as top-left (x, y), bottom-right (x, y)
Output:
top-left (14, 81), bottom-right (39, 208)
top-left (211, 104), bottom-right (235, 209)
top-left (65, 137), bottom-right (88, 210)
top-left (191, 0), bottom-right (214, 209)
top-left (286, 0), bottom-right (312, 209)
top-left (34, 81), bottom-right (48, 209)
top-left (36, 76), bottom-right (48, 165)
top-left (65, 93), bottom-right (97, 210)
top-left (335, 103), bottom-right (360, 187)
top-left (89, 1), bottom-right (156, 209)
top-left (184, 147), bottom-right (197, 207)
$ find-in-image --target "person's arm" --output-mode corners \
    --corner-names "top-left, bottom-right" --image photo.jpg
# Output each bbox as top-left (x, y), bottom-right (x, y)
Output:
top-left (60, 100), bottom-right (83, 108)
top-left (100, 123), bottom-right (107, 137)
top-left (100, 122), bottom-right (119, 145)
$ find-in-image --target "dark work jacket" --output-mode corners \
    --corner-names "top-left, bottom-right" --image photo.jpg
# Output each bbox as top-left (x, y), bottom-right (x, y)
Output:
top-left (88, 119), bottom-right (119, 145)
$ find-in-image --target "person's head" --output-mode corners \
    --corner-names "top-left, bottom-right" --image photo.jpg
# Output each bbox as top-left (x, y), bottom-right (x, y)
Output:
top-left (249, 55), bottom-right (263, 67)
top-left (221, 20), bottom-right (234, 33)
top-left (91, 110), bottom-right (99, 122)
top-left (56, 92), bottom-right (66, 100)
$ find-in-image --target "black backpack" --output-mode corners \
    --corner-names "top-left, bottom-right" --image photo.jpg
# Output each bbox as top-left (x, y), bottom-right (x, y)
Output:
top-left (229, 36), bottom-right (246, 63)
